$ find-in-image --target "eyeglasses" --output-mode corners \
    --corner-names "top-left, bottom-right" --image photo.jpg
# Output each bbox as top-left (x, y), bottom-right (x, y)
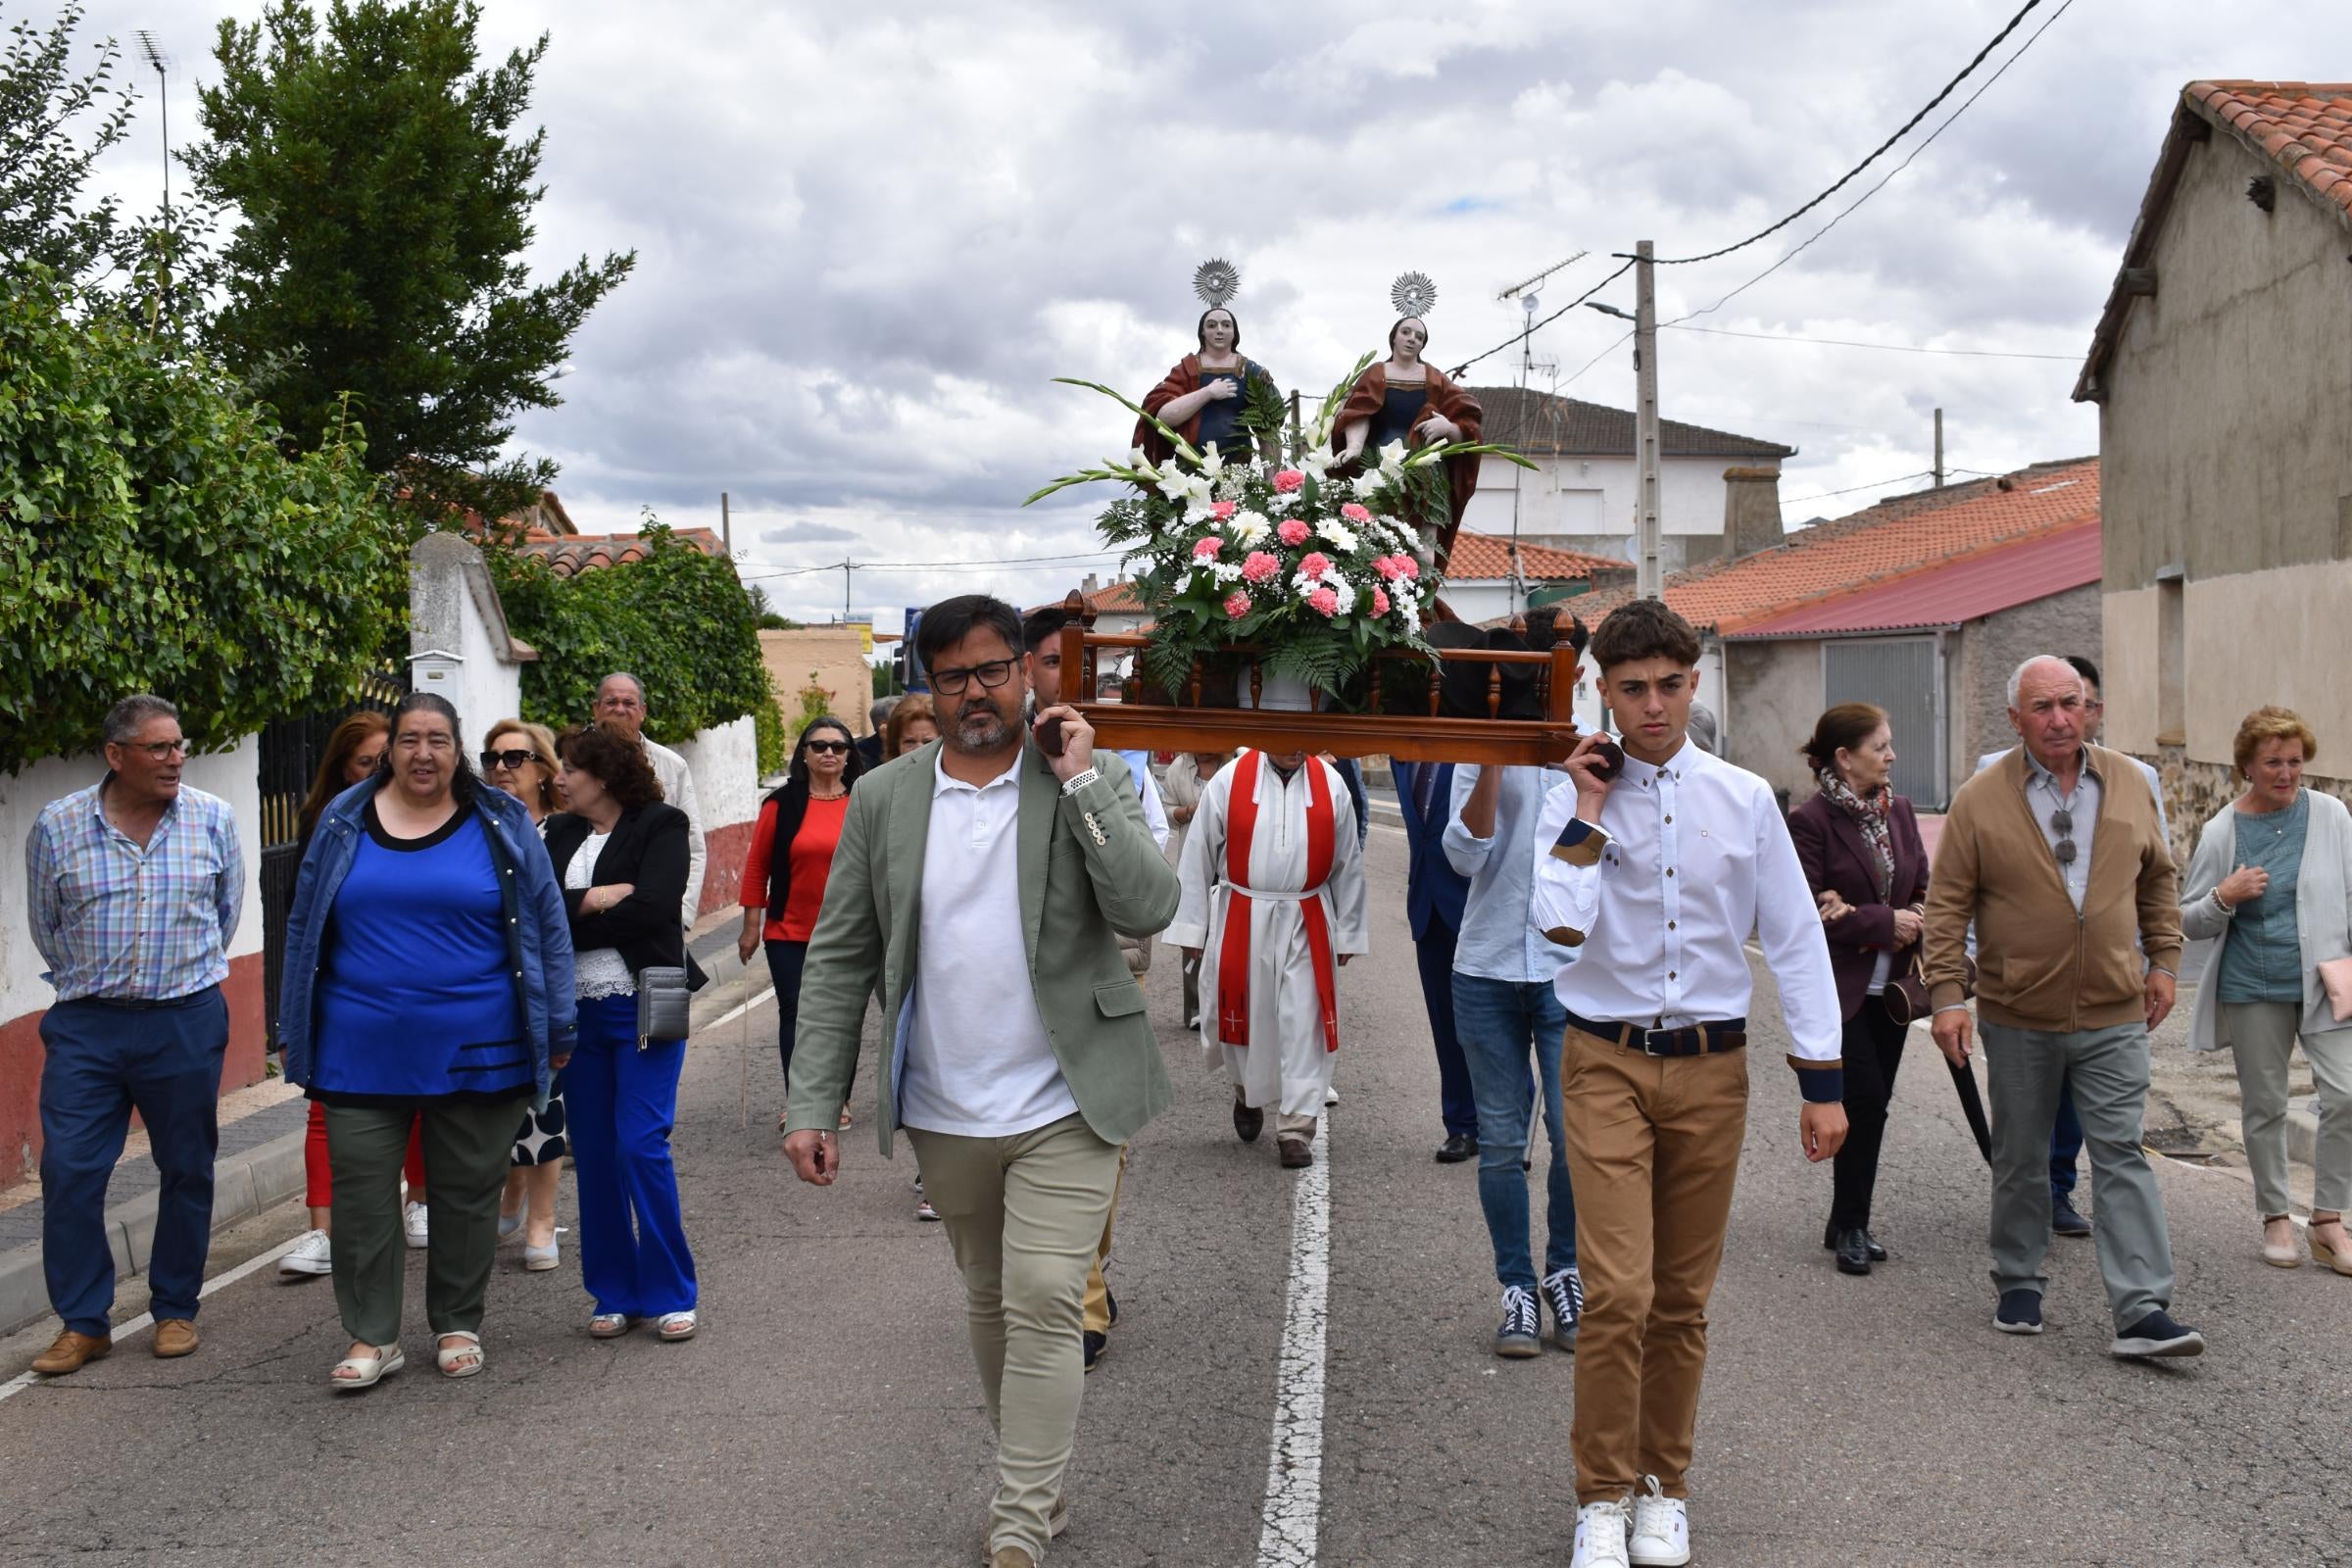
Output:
top-left (122, 740), bottom-right (189, 761)
top-left (2050, 807), bottom-right (2077, 867)
top-left (803, 739), bottom-right (851, 756)
top-left (480, 749), bottom-right (536, 771)
top-left (929, 659), bottom-right (1017, 697)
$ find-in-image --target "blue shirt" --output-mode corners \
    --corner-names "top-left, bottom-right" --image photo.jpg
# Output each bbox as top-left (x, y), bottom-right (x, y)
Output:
top-left (1440, 764), bottom-right (1579, 984)
top-left (2217, 792), bottom-right (2308, 1005)
top-left (25, 777), bottom-right (244, 1003)
top-left (311, 804), bottom-right (529, 1100)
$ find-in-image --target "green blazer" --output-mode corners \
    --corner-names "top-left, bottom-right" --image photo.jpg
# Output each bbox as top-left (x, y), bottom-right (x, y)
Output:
top-left (783, 739), bottom-right (1181, 1153)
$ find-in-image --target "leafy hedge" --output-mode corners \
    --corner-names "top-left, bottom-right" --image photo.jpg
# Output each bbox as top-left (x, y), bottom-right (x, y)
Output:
top-left (0, 270), bottom-right (411, 771)
top-left (488, 518), bottom-right (783, 755)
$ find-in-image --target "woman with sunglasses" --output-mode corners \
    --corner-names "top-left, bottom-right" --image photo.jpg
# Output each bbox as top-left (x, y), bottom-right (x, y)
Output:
top-left (739, 717), bottom-right (867, 1131)
top-left (480, 720), bottom-right (568, 1271)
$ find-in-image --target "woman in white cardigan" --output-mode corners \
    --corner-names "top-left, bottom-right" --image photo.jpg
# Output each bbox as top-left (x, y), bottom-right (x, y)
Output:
top-left (2180, 707), bottom-right (2352, 1274)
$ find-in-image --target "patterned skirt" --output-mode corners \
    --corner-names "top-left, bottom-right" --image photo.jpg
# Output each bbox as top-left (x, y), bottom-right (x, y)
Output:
top-left (512, 1070), bottom-right (567, 1166)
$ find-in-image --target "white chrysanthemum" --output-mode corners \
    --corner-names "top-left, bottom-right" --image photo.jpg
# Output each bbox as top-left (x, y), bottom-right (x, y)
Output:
top-left (1228, 511), bottom-right (1271, 546)
top-left (1324, 573), bottom-right (1357, 614)
top-left (1212, 562), bottom-right (1245, 584)
top-left (1317, 517), bottom-right (1359, 553)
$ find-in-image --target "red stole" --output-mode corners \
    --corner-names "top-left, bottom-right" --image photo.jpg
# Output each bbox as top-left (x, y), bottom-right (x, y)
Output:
top-left (1214, 752), bottom-right (1341, 1053)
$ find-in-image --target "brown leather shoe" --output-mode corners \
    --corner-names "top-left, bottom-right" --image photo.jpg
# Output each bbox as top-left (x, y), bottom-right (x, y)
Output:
top-left (153, 1319), bottom-right (199, 1358)
top-left (1278, 1137), bottom-right (1314, 1169)
top-left (31, 1329), bottom-right (111, 1375)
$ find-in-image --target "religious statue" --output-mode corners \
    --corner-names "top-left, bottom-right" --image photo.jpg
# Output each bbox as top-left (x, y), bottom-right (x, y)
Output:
top-left (1133, 259), bottom-right (1283, 467)
top-left (1332, 272), bottom-right (1484, 569)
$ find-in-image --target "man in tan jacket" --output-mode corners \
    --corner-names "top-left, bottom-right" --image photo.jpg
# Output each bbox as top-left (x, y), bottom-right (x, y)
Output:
top-left (1924, 656), bottom-right (2202, 1358)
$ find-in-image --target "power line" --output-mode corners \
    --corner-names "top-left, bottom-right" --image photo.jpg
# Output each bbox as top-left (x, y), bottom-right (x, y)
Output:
top-left (1648, 0), bottom-right (2044, 267)
top-left (1777, 469), bottom-right (1936, 507)
top-left (738, 550), bottom-right (1123, 584)
top-left (1663, 322), bottom-right (2077, 361)
top-left (1448, 259), bottom-right (1635, 377)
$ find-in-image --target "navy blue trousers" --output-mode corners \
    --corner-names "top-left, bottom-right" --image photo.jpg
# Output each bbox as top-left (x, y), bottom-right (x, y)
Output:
top-left (39, 988), bottom-right (228, 1336)
top-left (567, 993), bottom-right (698, 1318)
top-left (1412, 919), bottom-right (1479, 1139)
top-left (2051, 1080), bottom-right (2085, 1199)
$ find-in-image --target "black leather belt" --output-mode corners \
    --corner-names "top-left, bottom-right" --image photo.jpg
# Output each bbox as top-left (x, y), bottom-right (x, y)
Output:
top-left (1565, 1010), bottom-right (1747, 1057)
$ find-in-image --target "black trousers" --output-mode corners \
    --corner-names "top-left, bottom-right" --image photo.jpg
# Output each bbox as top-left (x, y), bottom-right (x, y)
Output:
top-left (1830, 1002), bottom-right (1912, 1231)
top-left (765, 939), bottom-right (808, 1090)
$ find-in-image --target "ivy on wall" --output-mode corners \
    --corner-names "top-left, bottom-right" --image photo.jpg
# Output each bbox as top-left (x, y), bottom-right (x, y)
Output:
top-left (0, 270), bottom-right (411, 772)
top-left (489, 516), bottom-right (784, 759)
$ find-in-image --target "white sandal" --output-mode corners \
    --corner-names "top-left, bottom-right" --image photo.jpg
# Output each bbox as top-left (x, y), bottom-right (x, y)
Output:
top-left (329, 1344), bottom-right (405, 1392)
top-left (655, 1310), bottom-right (698, 1342)
top-left (435, 1331), bottom-right (485, 1379)
top-left (589, 1312), bottom-right (636, 1339)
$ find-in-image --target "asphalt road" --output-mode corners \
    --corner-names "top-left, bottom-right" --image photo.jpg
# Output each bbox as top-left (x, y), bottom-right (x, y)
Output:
top-left (3, 824), bottom-right (2349, 1567)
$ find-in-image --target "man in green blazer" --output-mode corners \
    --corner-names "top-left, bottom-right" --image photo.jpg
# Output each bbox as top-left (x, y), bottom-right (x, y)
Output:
top-left (784, 594), bottom-right (1179, 1568)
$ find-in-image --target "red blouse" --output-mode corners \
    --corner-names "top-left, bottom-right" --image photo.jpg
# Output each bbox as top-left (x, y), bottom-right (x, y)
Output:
top-left (738, 794), bottom-right (851, 943)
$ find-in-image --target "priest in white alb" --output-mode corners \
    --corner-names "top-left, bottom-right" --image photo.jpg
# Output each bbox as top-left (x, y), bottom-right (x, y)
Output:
top-left (1167, 746), bottom-right (1369, 1169)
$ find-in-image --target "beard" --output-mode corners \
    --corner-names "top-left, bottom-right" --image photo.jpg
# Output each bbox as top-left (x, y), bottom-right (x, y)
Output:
top-left (945, 697), bottom-right (1016, 755)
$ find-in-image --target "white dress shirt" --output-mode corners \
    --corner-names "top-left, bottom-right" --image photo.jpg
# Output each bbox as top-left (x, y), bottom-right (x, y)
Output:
top-left (1441, 764), bottom-right (1579, 984)
top-left (1116, 749), bottom-right (1172, 851)
top-left (899, 748), bottom-right (1077, 1138)
top-left (1530, 741), bottom-right (1845, 1092)
top-left (642, 736), bottom-right (708, 926)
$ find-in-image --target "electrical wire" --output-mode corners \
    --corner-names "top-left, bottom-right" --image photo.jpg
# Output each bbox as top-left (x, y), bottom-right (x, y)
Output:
top-left (1663, 322), bottom-right (2077, 361)
top-left (1447, 259), bottom-right (1635, 377)
top-left (737, 548), bottom-right (1124, 583)
top-left (1647, 0), bottom-right (2043, 266)
top-left (1777, 469), bottom-right (1936, 507)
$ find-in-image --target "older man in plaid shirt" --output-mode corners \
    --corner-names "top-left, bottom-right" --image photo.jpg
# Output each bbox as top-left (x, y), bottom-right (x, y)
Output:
top-left (24, 695), bottom-right (244, 1375)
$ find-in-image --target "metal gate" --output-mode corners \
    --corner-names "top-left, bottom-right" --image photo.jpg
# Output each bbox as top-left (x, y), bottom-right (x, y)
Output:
top-left (257, 662), bottom-right (409, 1047)
top-left (1822, 636), bottom-right (1945, 808)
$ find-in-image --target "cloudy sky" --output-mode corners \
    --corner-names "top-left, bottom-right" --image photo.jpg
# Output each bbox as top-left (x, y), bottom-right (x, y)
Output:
top-left (64, 0), bottom-right (2321, 629)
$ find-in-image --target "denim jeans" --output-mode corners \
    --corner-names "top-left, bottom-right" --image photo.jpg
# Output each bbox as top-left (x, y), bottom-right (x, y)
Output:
top-left (1452, 973), bottom-right (1575, 1292)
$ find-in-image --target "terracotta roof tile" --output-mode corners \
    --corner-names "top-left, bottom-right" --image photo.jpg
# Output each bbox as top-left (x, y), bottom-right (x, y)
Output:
top-left (1578, 458), bottom-right (2098, 635)
top-left (518, 526), bottom-right (726, 578)
top-left (1468, 386), bottom-right (1794, 461)
top-left (1446, 530), bottom-right (1626, 583)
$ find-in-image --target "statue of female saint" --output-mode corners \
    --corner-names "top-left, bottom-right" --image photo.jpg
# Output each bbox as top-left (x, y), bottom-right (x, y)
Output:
top-left (1134, 261), bottom-right (1280, 467)
top-left (1333, 280), bottom-right (1482, 566)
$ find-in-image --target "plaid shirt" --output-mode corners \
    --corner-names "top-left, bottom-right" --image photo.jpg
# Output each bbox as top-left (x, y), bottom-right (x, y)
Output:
top-left (25, 776), bottom-right (244, 1003)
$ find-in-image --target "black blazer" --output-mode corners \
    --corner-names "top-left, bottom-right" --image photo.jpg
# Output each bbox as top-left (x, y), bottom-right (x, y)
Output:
top-left (543, 801), bottom-right (709, 990)
top-left (1787, 790), bottom-right (1930, 1021)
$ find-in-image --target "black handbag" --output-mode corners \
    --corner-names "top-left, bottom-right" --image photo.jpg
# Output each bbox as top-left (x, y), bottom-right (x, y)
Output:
top-left (635, 965), bottom-right (692, 1049)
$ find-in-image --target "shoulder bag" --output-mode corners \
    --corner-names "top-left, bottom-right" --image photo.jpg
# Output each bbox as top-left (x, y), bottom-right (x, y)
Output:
top-left (636, 965), bottom-right (693, 1049)
top-left (1884, 949), bottom-right (1976, 1028)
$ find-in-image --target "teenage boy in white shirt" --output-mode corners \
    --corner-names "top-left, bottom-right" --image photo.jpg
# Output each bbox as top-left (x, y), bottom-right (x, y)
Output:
top-left (1531, 599), bottom-right (1847, 1568)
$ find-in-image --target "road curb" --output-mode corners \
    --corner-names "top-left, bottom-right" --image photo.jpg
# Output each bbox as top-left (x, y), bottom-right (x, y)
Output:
top-left (0, 1123), bottom-right (311, 1339)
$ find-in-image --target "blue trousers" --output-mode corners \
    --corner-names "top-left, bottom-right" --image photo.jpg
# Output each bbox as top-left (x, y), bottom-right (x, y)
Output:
top-left (38, 988), bottom-right (229, 1336)
top-left (1412, 920), bottom-right (1478, 1139)
top-left (764, 939), bottom-right (808, 1091)
top-left (566, 993), bottom-right (698, 1317)
top-left (1453, 974), bottom-right (1575, 1292)
top-left (2050, 1080), bottom-right (2084, 1199)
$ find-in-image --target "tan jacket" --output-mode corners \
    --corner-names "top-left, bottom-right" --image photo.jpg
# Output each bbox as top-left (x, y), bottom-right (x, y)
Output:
top-left (1923, 744), bottom-right (2181, 1032)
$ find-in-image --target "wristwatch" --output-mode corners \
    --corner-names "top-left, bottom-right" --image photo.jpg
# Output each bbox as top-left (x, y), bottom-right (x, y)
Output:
top-left (1059, 766), bottom-right (1101, 796)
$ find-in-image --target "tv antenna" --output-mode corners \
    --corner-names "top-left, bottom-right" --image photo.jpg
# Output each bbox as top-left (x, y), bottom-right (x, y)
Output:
top-left (1496, 251), bottom-right (1589, 302)
top-left (132, 31), bottom-right (171, 223)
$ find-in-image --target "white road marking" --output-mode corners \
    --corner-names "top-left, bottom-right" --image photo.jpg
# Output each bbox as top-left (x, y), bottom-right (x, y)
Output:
top-left (700, 986), bottom-right (776, 1032)
top-left (0, 1233), bottom-right (305, 1406)
top-left (1254, 1113), bottom-right (1334, 1567)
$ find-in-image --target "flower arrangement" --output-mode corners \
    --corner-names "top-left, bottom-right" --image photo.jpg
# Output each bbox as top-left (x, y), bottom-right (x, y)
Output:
top-left (1027, 355), bottom-right (1534, 703)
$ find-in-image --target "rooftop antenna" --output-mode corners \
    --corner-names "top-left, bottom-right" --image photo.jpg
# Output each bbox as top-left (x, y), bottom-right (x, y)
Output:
top-left (132, 31), bottom-right (170, 224)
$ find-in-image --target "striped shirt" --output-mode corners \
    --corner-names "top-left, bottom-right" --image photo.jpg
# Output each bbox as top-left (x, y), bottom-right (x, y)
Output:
top-left (25, 777), bottom-right (244, 1003)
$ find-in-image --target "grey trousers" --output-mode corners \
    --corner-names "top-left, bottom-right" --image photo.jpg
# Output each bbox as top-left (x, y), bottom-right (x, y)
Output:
top-left (2224, 1002), bottom-right (2352, 1216)
top-left (1983, 1021), bottom-right (2177, 1330)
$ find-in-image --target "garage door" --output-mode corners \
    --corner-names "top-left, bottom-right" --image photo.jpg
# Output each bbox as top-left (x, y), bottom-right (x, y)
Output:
top-left (1822, 636), bottom-right (1945, 808)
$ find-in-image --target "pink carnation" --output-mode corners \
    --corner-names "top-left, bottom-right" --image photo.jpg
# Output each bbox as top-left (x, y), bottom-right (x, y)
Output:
top-left (1271, 468), bottom-right (1306, 493)
top-left (1192, 536), bottom-right (1223, 561)
top-left (1277, 517), bottom-right (1310, 546)
top-left (1340, 502), bottom-right (1372, 523)
top-left (1372, 587), bottom-right (1392, 615)
top-left (1298, 551), bottom-right (1331, 578)
top-left (1394, 556), bottom-right (1420, 579)
top-left (1307, 587), bottom-right (1341, 617)
top-left (1210, 499), bottom-right (1238, 520)
top-left (1223, 590), bottom-right (1252, 619)
top-left (1373, 555), bottom-right (1403, 581)
top-left (1242, 551), bottom-right (1282, 583)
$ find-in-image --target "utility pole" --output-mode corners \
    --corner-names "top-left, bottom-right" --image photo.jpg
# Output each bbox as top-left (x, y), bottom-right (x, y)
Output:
top-left (840, 561), bottom-right (855, 623)
top-left (1633, 240), bottom-right (1661, 600)
top-left (720, 491), bottom-right (732, 554)
top-left (1932, 409), bottom-right (1945, 488)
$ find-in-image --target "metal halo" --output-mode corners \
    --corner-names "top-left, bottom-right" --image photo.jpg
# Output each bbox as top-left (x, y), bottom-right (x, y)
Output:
top-left (1193, 258), bottom-right (1242, 310)
top-left (1390, 270), bottom-right (1438, 319)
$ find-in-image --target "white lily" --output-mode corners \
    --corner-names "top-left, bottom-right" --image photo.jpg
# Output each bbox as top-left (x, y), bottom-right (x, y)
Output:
top-left (1198, 443), bottom-right (1225, 480)
top-left (1375, 439), bottom-right (1408, 477)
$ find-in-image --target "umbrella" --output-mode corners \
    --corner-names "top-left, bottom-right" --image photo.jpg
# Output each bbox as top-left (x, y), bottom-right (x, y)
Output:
top-left (1947, 1055), bottom-right (1992, 1163)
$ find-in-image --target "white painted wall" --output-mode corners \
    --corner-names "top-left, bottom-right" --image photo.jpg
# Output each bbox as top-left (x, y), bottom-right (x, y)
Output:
top-left (409, 532), bottom-right (527, 742)
top-left (1464, 453), bottom-right (1757, 546)
top-left (1, 733), bottom-right (264, 1026)
top-left (676, 714), bottom-right (760, 830)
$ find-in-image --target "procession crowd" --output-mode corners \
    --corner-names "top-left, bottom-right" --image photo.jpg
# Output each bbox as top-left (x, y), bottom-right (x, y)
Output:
top-left (23, 591), bottom-right (2352, 1568)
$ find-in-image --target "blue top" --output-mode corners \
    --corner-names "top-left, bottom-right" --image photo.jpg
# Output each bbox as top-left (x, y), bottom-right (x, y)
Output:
top-left (1442, 764), bottom-right (1581, 983)
top-left (1393, 760), bottom-right (1468, 938)
top-left (311, 803), bottom-right (532, 1101)
top-left (1194, 358), bottom-right (1259, 457)
top-left (2217, 792), bottom-right (2308, 1005)
top-left (1369, 383), bottom-right (1427, 450)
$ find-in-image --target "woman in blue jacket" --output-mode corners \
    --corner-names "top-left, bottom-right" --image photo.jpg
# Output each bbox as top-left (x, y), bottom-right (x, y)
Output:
top-left (279, 692), bottom-right (576, 1391)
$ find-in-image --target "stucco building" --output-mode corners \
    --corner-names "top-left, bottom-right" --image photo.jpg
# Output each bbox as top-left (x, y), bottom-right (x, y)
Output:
top-left (2075, 80), bottom-right (2352, 829)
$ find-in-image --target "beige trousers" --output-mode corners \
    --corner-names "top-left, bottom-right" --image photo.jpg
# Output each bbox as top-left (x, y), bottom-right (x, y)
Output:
top-left (907, 1112), bottom-right (1123, 1562)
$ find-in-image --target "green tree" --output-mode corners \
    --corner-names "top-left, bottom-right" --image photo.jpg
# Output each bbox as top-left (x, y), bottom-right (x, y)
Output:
top-left (0, 269), bottom-right (410, 770)
top-left (0, 3), bottom-right (138, 287)
top-left (184, 0), bottom-right (633, 524)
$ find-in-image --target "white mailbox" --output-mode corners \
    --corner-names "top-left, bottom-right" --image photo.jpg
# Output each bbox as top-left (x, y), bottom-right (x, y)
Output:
top-left (409, 648), bottom-right (465, 700)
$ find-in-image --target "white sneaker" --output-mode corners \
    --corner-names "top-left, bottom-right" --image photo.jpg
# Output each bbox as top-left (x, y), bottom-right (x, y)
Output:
top-left (403, 1201), bottom-right (429, 1250)
top-left (278, 1228), bottom-right (332, 1277)
top-left (1571, 1496), bottom-right (1632, 1568)
top-left (1629, 1476), bottom-right (1690, 1567)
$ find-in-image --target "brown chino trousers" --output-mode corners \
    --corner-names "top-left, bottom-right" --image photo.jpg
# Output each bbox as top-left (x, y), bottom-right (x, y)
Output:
top-left (1561, 1025), bottom-right (1748, 1502)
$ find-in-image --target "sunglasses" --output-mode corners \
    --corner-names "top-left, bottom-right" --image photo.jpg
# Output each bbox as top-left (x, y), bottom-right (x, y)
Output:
top-left (804, 739), bottom-right (851, 756)
top-left (479, 749), bottom-right (537, 771)
top-left (2050, 807), bottom-right (2077, 867)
